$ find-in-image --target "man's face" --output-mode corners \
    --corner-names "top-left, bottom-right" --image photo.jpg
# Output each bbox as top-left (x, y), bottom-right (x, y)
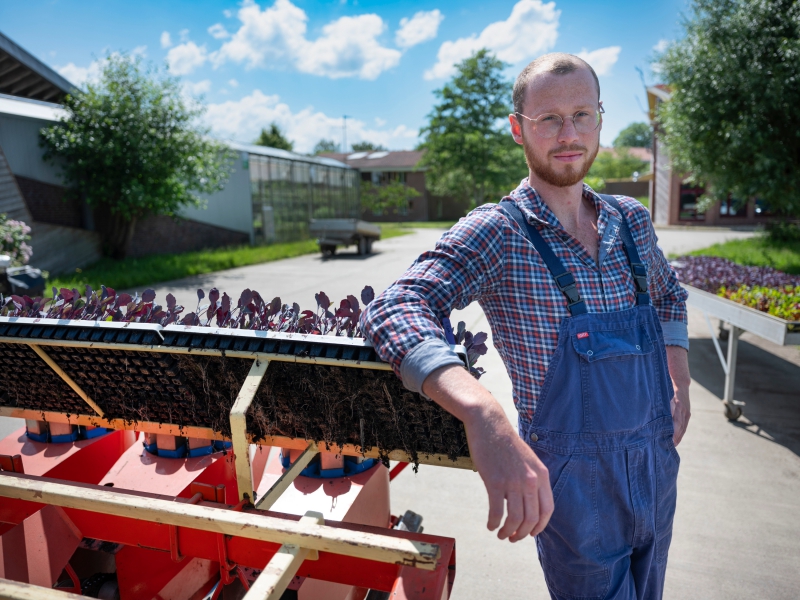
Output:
top-left (510, 69), bottom-right (602, 188)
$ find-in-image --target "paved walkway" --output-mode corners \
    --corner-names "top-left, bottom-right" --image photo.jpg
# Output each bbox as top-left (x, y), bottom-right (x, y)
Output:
top-left (2, 225), bottom-right (796, 599)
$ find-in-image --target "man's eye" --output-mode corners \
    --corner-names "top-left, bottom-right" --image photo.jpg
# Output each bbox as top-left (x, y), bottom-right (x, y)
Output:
top-left (540, 115), bottom-right (558, 122)
top-left (575, 112), bottom-right (591, 118)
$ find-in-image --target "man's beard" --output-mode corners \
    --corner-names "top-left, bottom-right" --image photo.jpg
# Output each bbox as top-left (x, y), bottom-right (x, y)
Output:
top-left (522, 136), bottom-right (599, 188)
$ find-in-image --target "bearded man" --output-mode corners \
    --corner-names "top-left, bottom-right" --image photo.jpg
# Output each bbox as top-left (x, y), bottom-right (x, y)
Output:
top-left (360, 53), bottom-right (691, 600)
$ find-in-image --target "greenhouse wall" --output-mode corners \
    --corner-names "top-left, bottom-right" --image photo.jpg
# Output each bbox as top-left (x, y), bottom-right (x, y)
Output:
top-left (249, 153), bottom-right (360, 243)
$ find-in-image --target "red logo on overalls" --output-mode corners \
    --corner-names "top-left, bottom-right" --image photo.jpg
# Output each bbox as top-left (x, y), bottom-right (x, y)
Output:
top-left (577, 332), bottom-right (589, 339)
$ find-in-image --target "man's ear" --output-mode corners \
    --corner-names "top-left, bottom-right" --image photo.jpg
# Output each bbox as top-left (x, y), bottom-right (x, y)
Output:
top-left (509, 114), bottom-right (524, 145)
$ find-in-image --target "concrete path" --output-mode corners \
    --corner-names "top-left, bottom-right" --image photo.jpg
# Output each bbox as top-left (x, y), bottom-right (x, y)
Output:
top-left (2, 224), bottom-right (795, 599)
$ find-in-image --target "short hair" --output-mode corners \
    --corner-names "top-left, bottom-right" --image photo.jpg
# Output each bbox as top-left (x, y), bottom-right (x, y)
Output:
top-left (513, 53), bottom-right (600, 115)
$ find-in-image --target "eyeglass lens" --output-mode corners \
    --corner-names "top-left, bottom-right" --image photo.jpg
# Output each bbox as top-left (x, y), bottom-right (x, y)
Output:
top-left (536, 111), bottom-right (601, 138)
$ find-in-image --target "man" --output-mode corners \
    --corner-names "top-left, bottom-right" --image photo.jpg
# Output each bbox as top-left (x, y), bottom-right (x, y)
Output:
top-left (361, 53), bottom-right (690, 600)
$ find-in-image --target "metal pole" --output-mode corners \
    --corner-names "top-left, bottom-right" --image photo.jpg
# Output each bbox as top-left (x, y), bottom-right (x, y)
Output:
top-left (723, 325), bottom-right (741, 405)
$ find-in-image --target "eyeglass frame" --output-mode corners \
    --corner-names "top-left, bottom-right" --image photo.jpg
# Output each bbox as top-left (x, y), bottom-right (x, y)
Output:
top-left (514, 105), bottom-right (605, 138)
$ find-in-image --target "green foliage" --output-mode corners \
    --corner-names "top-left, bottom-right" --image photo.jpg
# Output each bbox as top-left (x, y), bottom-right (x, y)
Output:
top-left (719, 284), bottom-right (800, 322)
top-left (255, 122), bottom-right (294, 151)
top-left (48, 239), bottom-right (321, 292)
top-left (655, 0), bottom-right (800, 218)
top-left (613, 122), bottom-right (652, 148)
top-left (313, 139), bottom-right (339, 154)
top-left (584, 176), bottom-right (605, 191)
top-left (351, 141), bottom-right (386, 152)
top-left (0, 215), bottom-right (32, 266)
top-left (588, 149), bottom-right (649, 182)
top-left (687, 236), bottom-right (800, 274)
top-left (361, 180), bottom-right (420, 216)
top-left (419, 49), bottom-right (526, 207)
top-left (40, 54), bottom-right (232, 258)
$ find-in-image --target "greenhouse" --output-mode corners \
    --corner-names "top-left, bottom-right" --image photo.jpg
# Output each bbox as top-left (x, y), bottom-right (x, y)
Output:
top-left (231, 142), bottom-right (361, 244)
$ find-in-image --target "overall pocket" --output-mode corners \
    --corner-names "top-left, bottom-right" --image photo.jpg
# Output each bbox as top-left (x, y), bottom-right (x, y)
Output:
top-left (572, 325), bottom-right (662, 432)
top-left (655, 434), bottom-right (680, 564)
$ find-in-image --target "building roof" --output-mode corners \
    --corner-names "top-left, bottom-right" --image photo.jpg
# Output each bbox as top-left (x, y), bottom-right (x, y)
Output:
top-left (227, 140), bottom-right (354, 169)
top-left (0, 93), bottom-right (66, 121)
top-left (0, 31), bottom-right (77, 102)
top-left (318, 150), bottom-right (425, 172)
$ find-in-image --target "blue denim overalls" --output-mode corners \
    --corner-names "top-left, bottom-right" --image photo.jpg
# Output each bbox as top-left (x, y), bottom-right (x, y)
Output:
top-left (499, 197), bottom-right (680, 600)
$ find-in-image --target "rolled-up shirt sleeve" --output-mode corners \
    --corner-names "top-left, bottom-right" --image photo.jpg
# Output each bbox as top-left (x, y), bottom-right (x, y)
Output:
top-left (360, 207), bottom-right (506, 391)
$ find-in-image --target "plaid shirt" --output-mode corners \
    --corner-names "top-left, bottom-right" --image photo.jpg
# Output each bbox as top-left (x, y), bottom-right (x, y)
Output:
top-left (360, 180), bottom-right (688, 423)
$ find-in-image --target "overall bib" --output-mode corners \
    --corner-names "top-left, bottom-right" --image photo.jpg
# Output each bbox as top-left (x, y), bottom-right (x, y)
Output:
top-left (499, 197), bottom-right (680, 600)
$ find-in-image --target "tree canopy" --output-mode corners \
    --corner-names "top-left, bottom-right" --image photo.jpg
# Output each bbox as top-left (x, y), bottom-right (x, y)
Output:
top-left (41, 54), bottom-right (231, 259)
top-left (313, 139), bottom-right (339, 155)
top-left (351, 141), bottom-right (386, 152)
top-left (361, 180), bottom-right (420, 217)
top-left (255, 123), bottom-right (294, 151)
top-left (655, 0), bottom-right (800, 217)
top-left (418, 49), bottom-right (526, 208)
top-left (588, 150), bottom-right (650, 182)
top-left (613, 122), bottom-right (652, 148)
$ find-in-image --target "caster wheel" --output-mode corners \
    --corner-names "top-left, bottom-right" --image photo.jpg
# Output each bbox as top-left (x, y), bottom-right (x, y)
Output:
top-left (724, 403), bottom-right (742, 421)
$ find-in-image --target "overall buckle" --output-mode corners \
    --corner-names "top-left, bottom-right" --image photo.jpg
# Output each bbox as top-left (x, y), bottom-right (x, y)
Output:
top-left (631, 263), bottom-right (648, 293)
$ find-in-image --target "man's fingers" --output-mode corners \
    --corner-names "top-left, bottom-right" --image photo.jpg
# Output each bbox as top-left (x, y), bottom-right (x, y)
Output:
top-left (530, 480), bottom-right (554, 537)
top-left (497, 493), bottom-right (523, 540)
top-left (509, 486), bottom-right (540, 542)
top-left (486, 487), bottom-right (505, 531)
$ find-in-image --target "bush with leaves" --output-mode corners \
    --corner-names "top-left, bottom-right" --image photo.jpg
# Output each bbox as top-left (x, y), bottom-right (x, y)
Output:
top-left (361, 180), bottom-right (421, 217)
top-left (655, 0), bottom-right (800, 222)
top-left (40, 54), bottom-right (232, 259)
top-left (0, 215), bottom-right (32, 266)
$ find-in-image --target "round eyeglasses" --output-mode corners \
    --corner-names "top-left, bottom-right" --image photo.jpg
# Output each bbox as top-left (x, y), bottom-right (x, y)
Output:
top-left (515, 106), bottom-right (604, 139)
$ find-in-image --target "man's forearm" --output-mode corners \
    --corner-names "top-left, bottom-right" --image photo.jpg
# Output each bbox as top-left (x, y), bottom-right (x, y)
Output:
top-left (666, 345), bottom-right (691, 445)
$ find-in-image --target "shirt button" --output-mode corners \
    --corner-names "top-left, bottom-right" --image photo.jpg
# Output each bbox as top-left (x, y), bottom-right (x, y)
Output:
top-left (529, 432), bottom-right (539, 442)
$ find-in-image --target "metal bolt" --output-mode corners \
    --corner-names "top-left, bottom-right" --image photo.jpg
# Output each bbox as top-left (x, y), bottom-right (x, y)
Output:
top-left (529, 432), bottom-right (538, 442)
top-left (636, 345), bottom-right (641, 350)
top-left (587, 350), bottom-right (593, 356)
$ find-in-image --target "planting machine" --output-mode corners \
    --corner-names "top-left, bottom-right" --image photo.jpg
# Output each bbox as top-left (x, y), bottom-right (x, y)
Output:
top-left (0, 317), bottom-right (473, 599)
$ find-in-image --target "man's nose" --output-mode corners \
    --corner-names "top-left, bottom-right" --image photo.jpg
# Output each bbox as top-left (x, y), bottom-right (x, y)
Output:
top-left (556, 117), bottom-right (580, 144)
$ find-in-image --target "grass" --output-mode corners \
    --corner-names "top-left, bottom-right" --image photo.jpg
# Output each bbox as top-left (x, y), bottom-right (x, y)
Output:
top-left (686, 235), bottom-right (800, 275)
top-left (49, 239), bottom-right (321, 292)
top-left (635, 196), bottom-right (649, 209)
top-left (46, 221), bottom-right (454, 293)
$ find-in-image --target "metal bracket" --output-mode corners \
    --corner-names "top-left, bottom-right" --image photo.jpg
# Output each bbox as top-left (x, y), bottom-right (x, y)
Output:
top-left (28, 343), bottom-right (105, 417)
top-left (255, 442), bottom-right (319, 511)
top-left (231, 359), bottom-right (270, 504)
top-left (244, 511), bottom-right (325, 600)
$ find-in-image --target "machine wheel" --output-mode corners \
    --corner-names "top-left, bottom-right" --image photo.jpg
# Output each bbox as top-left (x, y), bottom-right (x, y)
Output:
top-left (724, 403), bottom-right (742, 421)
top-left (357, 237), bottom-right (368, 255)
top-left (321, 244), bottom-right (337, 257)
top-left (365, 237), bottom-right (374, 254)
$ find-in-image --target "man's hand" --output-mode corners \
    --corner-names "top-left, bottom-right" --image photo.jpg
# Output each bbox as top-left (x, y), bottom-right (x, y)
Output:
top-left (666, 346), bottom-right (691, 446)
top-left (422, 365), bottom-right (554, 542)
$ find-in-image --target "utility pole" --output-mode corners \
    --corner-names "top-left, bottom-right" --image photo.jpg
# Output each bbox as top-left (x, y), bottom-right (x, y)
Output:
top-left (342, 115), bottom-right (351, 156)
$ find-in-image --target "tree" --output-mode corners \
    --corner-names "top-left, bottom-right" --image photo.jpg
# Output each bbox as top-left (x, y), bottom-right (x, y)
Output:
top-left (351, 141), bottom-right (386, 152)
top-left (255, 122), bottom-right (294, 151)
top-left (613, 122), bottom-right (652, 148)
top-left (588, 150), bottom-right (650, 180)
top-left (419, 49), bottom-right (526, 208)
top-left (655, 0), bottom-right (800, 220)
top-left (360, 180), bottom-right (420, 216)
top-left (313, 139), bottom-right (339, 154)
top-left (41, 54), bottom-right (231, 259)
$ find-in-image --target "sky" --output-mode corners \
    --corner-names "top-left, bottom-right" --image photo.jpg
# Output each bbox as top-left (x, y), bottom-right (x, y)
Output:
top-left (2, 0), bottom-right (690, 154)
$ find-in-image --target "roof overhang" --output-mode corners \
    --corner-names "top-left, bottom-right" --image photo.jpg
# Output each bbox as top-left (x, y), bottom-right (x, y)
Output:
top-left (0, 30), bottom-right (78, 103)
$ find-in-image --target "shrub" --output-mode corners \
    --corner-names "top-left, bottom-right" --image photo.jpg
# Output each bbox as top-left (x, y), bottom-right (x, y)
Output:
top-left (0, 215), bottom-right (32, 266)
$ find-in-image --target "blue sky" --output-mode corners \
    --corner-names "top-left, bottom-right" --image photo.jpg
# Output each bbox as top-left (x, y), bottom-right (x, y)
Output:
top-left (2, 0), bottom-right (689, 153)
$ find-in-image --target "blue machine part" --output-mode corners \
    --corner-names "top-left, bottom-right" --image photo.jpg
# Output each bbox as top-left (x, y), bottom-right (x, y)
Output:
top-left (213, 440), bottom-right (232, 451)
top-left (279, 451), bottom-right (380, 478)
top-left (80, 426), bottom-right (110, 439)
top-left (50, 429), bottom-right (80, 443)
top-left (25, 430), bottom-right (49, 443)
top-left (187, 444), bottom-right (215, 458)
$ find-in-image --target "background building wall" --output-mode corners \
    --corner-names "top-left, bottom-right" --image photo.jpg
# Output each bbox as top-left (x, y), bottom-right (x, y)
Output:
top-left (0, 112), bottom-right (65, 186)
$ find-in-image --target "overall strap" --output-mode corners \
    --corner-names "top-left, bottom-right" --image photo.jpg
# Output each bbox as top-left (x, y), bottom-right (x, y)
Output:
top-left (498, 200), bottom-right (588, 316)
top-left (598, 194), bottom-right (651, 306)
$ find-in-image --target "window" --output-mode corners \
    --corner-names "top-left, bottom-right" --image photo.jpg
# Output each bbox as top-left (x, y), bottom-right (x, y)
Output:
top-left (720, 195), bottom-right (747, 218)
top-left (679, 185), bottom-right (705, 221)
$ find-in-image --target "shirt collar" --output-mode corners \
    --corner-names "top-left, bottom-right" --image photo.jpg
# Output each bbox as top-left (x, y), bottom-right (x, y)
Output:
top-left (508, 178), bottom-right (621, 230)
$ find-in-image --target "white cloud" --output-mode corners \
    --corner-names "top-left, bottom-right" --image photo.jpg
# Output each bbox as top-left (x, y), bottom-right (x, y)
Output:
top-left (57, 61), bottom-right (101, 87)
top-left (161, 31), bottom-right (173, 48)
top-left (131, 45), bottom-right (148, 58)
top-left (180, 29), bottom-right (190, 43)
top-left (228, 78), bottom-right (239, 87)
top-left (425, 0), bottom-right (559, 80)
top-left (208, 23), bottom-right (231, 39)
top-left (223, 9), bottom-right (233, 18)
top-left (576, 46), bottom-right (621, 76)
top-left (166, 41), bottom-right (208, 75)
top-left (653, 39), bottom-right (669, 53)
top-left (374, 117), bottom-right (387, 126)
top-left (183, 79), bottom-right (212, 96)
top-left (204, 89), bottom-right (417, 152)
top-left (211, 0), bottom-right (401, 80)
top-left (396, 10), bottom-right (444, 49)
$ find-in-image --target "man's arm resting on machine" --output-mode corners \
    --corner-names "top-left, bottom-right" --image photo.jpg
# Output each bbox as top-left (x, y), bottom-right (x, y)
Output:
top-left (422, 364), bottom-right (554, 542)
top-left (666, 345), bottom-right (691, 446)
